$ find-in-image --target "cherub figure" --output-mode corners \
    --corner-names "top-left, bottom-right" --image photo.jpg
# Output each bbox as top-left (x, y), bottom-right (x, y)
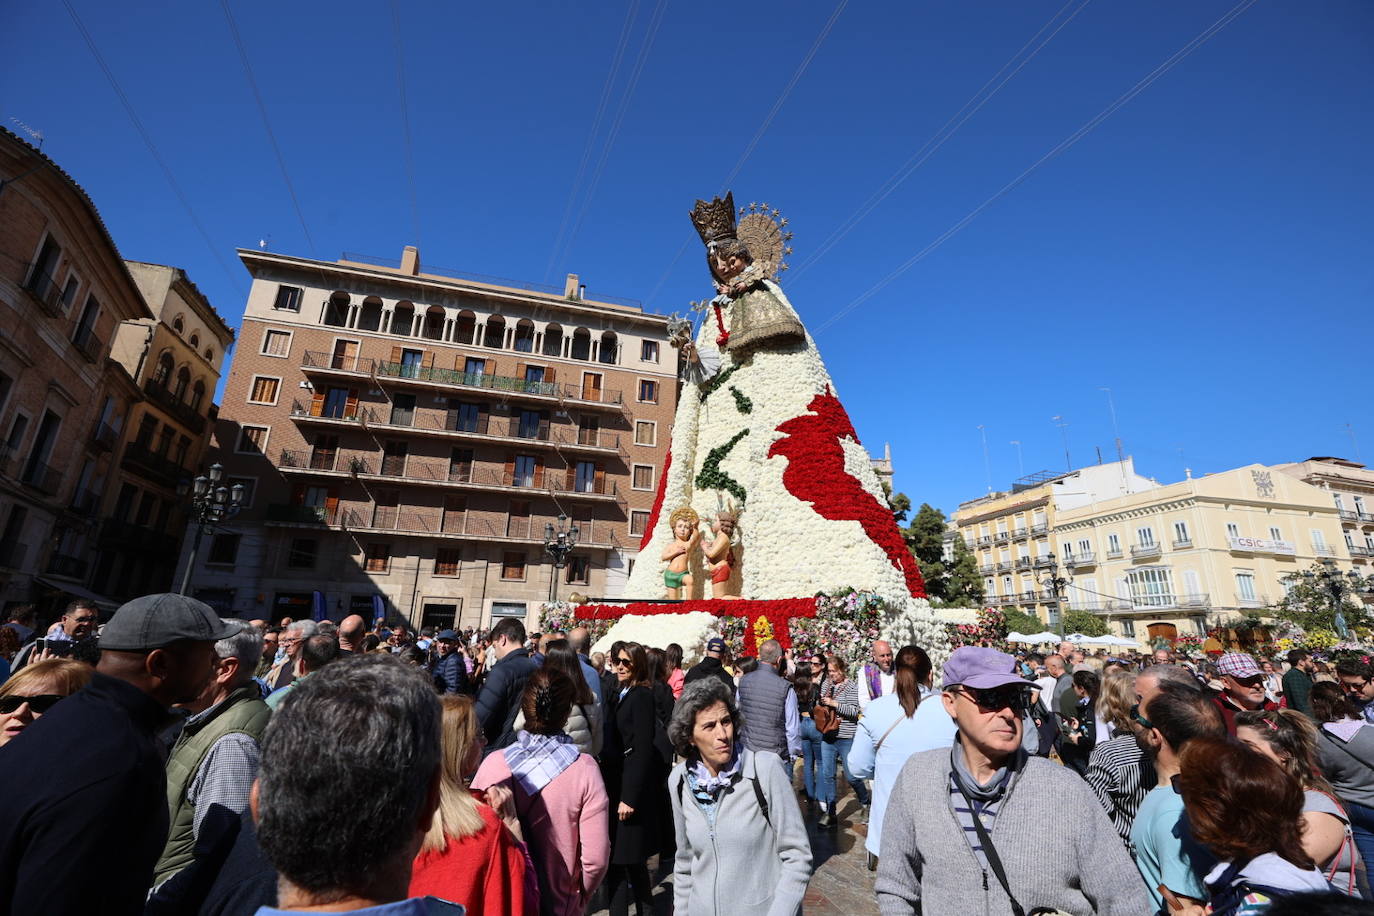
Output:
top-left (661, 506), bottom-right (702, 599)
top-left (703, 508), bottom-right (740, 600)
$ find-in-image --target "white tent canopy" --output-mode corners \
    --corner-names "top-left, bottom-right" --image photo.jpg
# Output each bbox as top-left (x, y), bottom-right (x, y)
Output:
top-left (1007, 631), bottom-right (1062, 644)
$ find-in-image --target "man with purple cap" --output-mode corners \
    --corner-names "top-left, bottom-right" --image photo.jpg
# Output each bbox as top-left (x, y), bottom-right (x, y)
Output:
top-left (876, 646), bottom-right (1149, 915)
top-left (1211, 651), bottom-right (1277, 735)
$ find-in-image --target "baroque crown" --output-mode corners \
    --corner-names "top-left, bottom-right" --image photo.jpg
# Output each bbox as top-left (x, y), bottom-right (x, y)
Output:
top-left (689, 192), bottom-right (737, 247)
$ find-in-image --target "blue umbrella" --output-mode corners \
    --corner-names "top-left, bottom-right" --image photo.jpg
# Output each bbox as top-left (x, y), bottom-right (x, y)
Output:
top-left (311, 590), bottom-right (327, 622)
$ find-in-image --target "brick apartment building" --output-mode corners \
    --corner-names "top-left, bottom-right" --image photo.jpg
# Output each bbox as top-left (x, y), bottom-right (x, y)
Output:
top-left (182, 246), bottom-right (675, 630)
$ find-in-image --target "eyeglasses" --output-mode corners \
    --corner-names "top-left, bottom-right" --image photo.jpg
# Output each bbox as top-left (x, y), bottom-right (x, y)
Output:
top-left (0, 694), bottom-right (64, 715)
top-left (1131, 703), bottom-right (1152, 731)
top-left (613, 656), bottom-right (632, 668)
top-left (956, 685), bottom-right (1030, 713)
top-left (69, 617), bottom-right (97, 625)
top-left (1342, 679), bottom-right (1370, 695)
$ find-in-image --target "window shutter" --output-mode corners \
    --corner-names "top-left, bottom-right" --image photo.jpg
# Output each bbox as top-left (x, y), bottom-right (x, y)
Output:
top-left (565, 463), bottom-right (575, 490)
top-left (545, 366), bottom-right (556, 383)
top-left (311, 391), bottom-right (325, 416)
top-left (594, 464), bottom-right (605, 493)
top-left (538, 411), bottom-right (550, 440)
top-left (390, 346), bottom-right (402, 364)
top-left (325, 494), bottom-right (339, 522)
top-left (423, 350), bottom-right (435, 369)
top-left (534, 458), bottom-right (544, 489)
top-left (504, 454), bottom-right (515, 485)
top-left (516, 362), bottom-right (527, 381)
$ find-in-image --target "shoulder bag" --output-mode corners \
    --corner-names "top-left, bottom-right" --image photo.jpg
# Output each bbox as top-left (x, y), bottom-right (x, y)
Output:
top-left (813, 682), bottom-right (840, 737)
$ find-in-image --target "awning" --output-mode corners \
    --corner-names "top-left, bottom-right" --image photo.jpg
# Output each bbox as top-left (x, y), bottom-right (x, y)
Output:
top-left (34, 578), bottom-right (121, 613)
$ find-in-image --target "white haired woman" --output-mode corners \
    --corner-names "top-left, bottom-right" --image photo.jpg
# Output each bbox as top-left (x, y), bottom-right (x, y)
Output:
top-left (667, 677), bottom-right (812, 915)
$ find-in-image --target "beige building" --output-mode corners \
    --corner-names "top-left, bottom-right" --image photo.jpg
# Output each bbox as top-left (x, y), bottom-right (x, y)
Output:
top-left (182, 246), bottom-right (674, 630)
top-left (954, 459), bottom-right (1157, 628)
top-left (1274, 457), bottom-right (1374, 567)
top-left (1054, 463), bottom-right (1361, 644)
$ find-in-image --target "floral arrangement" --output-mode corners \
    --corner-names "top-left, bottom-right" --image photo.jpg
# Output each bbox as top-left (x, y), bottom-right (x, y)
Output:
top-left (751, 614), bottom-right (774, 649)
top-left (945, 607), bottom-right (1010, 652)
top-left (1175, 634), bottom-right (1205, 651)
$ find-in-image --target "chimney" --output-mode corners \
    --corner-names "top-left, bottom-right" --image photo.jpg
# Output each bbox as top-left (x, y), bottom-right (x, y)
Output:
top-left (400, 246), bottom-right (420, 276)
top-left (564, 273), bottom-right (580, 299)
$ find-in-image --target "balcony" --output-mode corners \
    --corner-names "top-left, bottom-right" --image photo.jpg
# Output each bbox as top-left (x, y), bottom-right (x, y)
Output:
top-left (993, 531), bottom-right (1010, 545)
top-left (1031, 523), bottom-right (1049, 535)
top-left (143, 379), bottom-right (206, 434)
top-left (1350, 545), bottom-right (1372, 559)
top-left (1175, 593), bottom-right (1212, 609)
top-left (300, 351), bottom-right (626, 413)
top-left (1105, 546), bottom-right (1123, 559)
top-left (1172, 537), bottom-right (1193, 549)
top-left (1130, 542), bottom-right (1162, 559)
top-left (976, 536), bottom-right (993, 547)
top-left (265, 503), bottom-right (342, 526)
top-left (1340, 509), bottom-right (1359, 522)
top-left (1362, 512), bottom-right (1374, 525)
top-left (98, 518), bottom-right (177, 554)
top-left (1316, 544), bottom-right (1337, 557)
top-left (1033, 555), bottom-right (1055, 569)
top-left (91, 422), bottom-right (119, 453)
top-left (1235, 592), bottom-right (1269, 609)
top-left (20, 461), bottom-right (62, 497)
top-left (978, 563), bottom-right (994, 575)
top-left (1012, 526), bottom-right (1028, 539)
top-left (0, 541), bottom-right (27, 569)
top-left (1014, 556), bottom-right (1032, 570)
top-left (1064, 552), bottom-right (1096, 569)
top-left (339, 508), bottom-right (621, 550)
top-left (45, 552), bottom-right (88, 580)
top-left (996, 560), bottom-right (1013, 573)
top-left (1018, 590), bottom-right (1038, 603)
top-left (122, 441), bottom-right (185, 488)
top-left (23, 265), bottom-right (67, 317)
top-left (72, 327), bottom-right (103, 364)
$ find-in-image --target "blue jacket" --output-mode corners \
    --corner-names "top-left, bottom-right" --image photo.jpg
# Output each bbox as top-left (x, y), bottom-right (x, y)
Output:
top-left (474, 648), bottom-right (538, 749)
top-left (431, 652), bottom-right (469, 695)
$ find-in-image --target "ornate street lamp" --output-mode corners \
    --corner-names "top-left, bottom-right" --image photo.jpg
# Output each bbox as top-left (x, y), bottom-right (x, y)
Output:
top-left (543, 514), bottom-right (580, 603)
top-left (1040, 552), bottom-right (1073, 638)
top-left (177, 463), bottom-right (245, 595)
top-left (1294, 559), bottom-right (1374, 639)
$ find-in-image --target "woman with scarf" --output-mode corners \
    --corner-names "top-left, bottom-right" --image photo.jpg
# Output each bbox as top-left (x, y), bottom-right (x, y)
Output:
top-left (474, 668), bottom-right (610, 916)
top-left (409, 695), bottom-right (531, 915)
top-left (667, 677), bottom-right (812, 915)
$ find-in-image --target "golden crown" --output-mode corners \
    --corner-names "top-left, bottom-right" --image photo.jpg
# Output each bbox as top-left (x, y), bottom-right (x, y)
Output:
top-left (689, 192), bottom-right (737, 247)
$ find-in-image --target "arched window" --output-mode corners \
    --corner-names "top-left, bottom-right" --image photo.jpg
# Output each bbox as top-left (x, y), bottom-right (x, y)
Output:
top-left (483, 315), bottom-right (506, 349)
top-left (323, 291), bottom-right (349, 327)
top-left (190, 379), bottom-right (206, 412)
top-left (204, 347), bottom-right (214, 361)
top-left (543, 323), bottom-right (564, 357)
top-left (172, 315), bottom-right (185, 334)
top-left (598, 330), bottom-right (619, 365)
top-left (513, 319), bottom-right (535, 353)
top-left (173, 366), bottom-right (191, 402)
top-left (570, 328), bottom-right (591, 361)
top-left (153, 351), bottom-right (174, 387)
top-left (421, 306), bottom-right (445, 341)
top-left (454, 310), bottom-right (476, 345)
top-left (357, 296), bottom-right (383, 332)
top-left (189, 333), bottom-right (200, 349)
top-left (390, 301), bottom-right (415, 336)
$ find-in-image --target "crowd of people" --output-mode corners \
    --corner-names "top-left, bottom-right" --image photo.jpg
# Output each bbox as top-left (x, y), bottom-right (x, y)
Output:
top-left (2, 597), bottom-right (1374, 915)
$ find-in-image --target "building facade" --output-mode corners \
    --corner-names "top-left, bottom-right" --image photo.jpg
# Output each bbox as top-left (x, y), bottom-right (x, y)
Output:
top-left (0, 128), bottom-right (156, 614)
top-left (953, 459), bottom-right (1157, 627)
top-left (182, 246), bottom-right (674, 630)
top-left (1273, 457), bottom-right (1374, 567)
top-left (88, 262), bottom-right (234, 600)
top-left (1053, 464), bottom-right (1360, 643)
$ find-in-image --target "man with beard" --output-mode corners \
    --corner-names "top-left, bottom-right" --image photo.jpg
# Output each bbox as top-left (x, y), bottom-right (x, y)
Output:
top-left (0, 594), bottom-right (236, 915)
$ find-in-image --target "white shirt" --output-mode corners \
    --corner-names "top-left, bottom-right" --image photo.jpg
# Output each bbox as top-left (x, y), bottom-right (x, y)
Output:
top-left (858, 667), bottom-right (896, 711)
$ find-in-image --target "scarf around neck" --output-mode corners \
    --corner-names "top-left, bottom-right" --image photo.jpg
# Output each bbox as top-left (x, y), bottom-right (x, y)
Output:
top-left (504, 731), bottom-right (579, 795)
top-left (951, 739), bottom-right (1020, 803)
top-left (688, 744), bottom-right (743, 806)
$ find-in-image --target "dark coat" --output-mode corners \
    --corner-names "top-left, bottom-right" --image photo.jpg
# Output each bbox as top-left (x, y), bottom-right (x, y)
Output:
top-left (602, 685), bottom-right (670, 865)
top-left (475, 647), bottom-right (538, 749)
top-left (431, 651), bottom-right (470, 695)
top-left (683, 656), bottom-right (735, 695)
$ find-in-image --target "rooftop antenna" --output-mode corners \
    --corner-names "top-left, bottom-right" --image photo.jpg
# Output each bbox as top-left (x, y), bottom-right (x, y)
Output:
top-left (1052, 415), bottom-right (1071, 471)
top-left (9, 118), bottom-right (43, 149)
top-left (977, 424), bottom-right (992, 493)
top-left (1099, 386), bottom-right (1125, 467)
top-left (1009, 440), bottom-right (1024, 477)
top-left (1346, 423), bottom-right (1362, 462)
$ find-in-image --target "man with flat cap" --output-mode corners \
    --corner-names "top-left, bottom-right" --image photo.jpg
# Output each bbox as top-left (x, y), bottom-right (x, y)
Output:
top-left (0, 593), bottom-right (238, 915)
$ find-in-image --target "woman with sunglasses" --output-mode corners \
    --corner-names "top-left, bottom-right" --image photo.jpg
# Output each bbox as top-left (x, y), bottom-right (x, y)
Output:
top-left (0, 658), bottom-right (92, 747)
top-left (816, 656), bottom-right (870, 828)
top-left (601, 641), bottom-right (669, 916)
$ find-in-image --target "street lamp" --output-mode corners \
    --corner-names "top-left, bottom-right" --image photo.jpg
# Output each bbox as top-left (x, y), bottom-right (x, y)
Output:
top-left (1040, 552), bottom-right (1073, 638)
top-left (1294, 559), bottom-right (1374, 640)
top-left (543, 514), bottom-right (580, 602)
top-left (177, 463), bottom-right (245, 595)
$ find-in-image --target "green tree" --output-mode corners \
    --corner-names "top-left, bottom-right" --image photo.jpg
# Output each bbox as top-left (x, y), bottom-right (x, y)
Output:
top-left (1062, 609), bottom-right (1109, 637)
top-left (945, 535), bottom-right (985, 607)
top-left (908, 503), bottom-right (949, 598)
top-left (1002, 608), bottom-right (1043, 635)
top-left (886, 488), bottom-right (911, 526)
top-left (1275, 564), bottom-right (1368, 634)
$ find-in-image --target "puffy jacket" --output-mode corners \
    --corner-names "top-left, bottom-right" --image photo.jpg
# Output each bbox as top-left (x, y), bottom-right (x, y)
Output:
top-left (432, 652), bottom-right (469, 695)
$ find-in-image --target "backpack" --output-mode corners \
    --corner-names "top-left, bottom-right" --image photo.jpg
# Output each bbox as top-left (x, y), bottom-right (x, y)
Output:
top-left (675, 767), bottom-right (770, 827)
top-left (1205, 860), bottom-right (1313, 916)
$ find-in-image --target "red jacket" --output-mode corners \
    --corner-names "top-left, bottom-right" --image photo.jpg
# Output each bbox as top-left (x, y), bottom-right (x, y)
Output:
top-left (409, 793), bottom-right (530, 916)
top-left (1212, 690), bottom-right (1278, 735)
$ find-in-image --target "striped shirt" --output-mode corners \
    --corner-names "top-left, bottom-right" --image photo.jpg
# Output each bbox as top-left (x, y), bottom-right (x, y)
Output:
top-left (821, 678), bottom-right (862, 740)
top-left (948, 770), bottom-right (1009, 872)
top-left (1084, 732), bottom-right (1156, 850)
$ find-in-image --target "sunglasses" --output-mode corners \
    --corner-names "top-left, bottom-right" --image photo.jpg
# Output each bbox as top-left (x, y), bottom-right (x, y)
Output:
top-left (1131, 703), bottom-right (1152, 731)
top-left (1342, 679), bottom-right (1370, 694)
top-left (957, 685), bottom-right (1030, 713)
top-left (613, 656), bottom-right (632, 668)
top-left (0, 694), bottom-right (64, 715)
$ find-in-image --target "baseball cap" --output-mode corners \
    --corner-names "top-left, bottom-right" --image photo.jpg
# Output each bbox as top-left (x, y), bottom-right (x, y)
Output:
top-left (436, 629), bottom-right (458, 641)
top-left (942, 646), bottom-right (1027, 691)
top-left (99, 593), bottom-right (241, 651)
top-left (706, 637), bottom-right (726, 653)
top-left (1216, 652), bottom-right (1262, 679)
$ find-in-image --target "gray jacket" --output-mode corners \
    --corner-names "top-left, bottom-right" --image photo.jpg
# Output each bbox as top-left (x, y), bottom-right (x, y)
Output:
top-left (1318, 721), bottom-right (1374, 808)
top-left (876, 747), bottom-right (1151, 916)
top-left (669, 748), bottom-right (812, 916)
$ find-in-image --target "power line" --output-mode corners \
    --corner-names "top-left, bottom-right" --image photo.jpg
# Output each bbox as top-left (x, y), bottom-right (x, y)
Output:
top-left (390, 0), bottom-right (421, 248)
top-left (220, 0), bottom-right (315, 256)
top-left (543, 0), bottom-right (640, 283)
top-left (644, 0), bottom-right (848, 307)
top-left (792, 0), bottom-right (1092, 279)
top-left (61, 0), bottom-right (245, 293)
top-left (558, 0), bottom-right (670, 271)
top-left (812, 0), bottom-right (1259, 336)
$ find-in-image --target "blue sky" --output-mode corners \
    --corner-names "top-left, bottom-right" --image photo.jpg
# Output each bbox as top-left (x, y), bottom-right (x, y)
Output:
top-left (4, 0), bottom-right (1371, 516)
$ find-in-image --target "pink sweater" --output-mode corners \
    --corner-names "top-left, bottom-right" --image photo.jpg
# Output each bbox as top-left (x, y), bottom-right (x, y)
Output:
top-left (473, 751), bottom-right (610, 916)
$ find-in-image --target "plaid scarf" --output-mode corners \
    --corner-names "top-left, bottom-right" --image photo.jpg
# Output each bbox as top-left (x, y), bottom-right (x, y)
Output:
top-left (687, 744), bottom-right (744, 808)
top-left (503, 732), bottom-right (579, 795)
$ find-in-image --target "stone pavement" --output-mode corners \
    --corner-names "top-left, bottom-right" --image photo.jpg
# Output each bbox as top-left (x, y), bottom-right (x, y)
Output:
top-left (587, 786), bottom-right (879, 915)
